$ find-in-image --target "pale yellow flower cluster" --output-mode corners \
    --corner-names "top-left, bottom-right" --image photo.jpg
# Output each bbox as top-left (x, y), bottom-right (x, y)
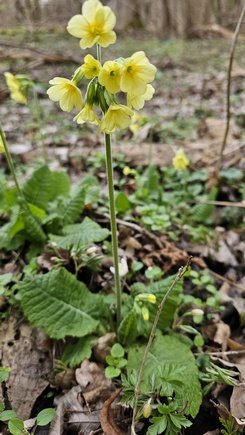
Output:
top-left (47, 0), bottom-right (156, 135)
top-left (4, 72), bottom-right (28, 105)
top-left (134, 293), bottom-right (156, 322)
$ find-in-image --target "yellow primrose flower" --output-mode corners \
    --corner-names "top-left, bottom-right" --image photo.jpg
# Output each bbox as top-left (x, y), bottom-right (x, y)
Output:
top-left (4, 72), bottom-right (27, 104)
top-left (67, 0), bottom-right (116, 49)
top-left (120, 51), bottom-right (157, 96)
top-left (172, 150), bottom-right (189, 171)
top-left (0, 135), bottom-right (5, 153)
top-left (47, 77), bottom-right (83, 112)
top-left (100, 104), bottom-right (134, 134)
top-left (135, 293), bottom-right (156, 304)
top-left (74, 103), bottom-right (99, 125)
top-left (98, 60), bottom-right (121, 94)
top-left (81, 54), bottom-right (101, 79)
top-left (123, 166), bottom-right (134, 176)
top-left (127, 84), bottom-right (155, 110)
top-left (141, 306), bottom-right (149, 321)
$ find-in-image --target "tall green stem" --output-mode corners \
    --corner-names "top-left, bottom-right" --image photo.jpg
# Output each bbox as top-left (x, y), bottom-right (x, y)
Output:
top-left (105, 133), bottom-right (121, 327)
top-left (32, 87), bottom-right (46, 162)
top-left (0, 124), bottom-right (24, 199)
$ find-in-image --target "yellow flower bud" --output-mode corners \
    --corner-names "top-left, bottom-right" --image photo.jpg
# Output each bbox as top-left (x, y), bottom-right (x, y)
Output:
top-left (141, 306), bottom-right (149, 321)
top-left (142, 402), bottom-right (152, 418)
top-left (135, 293), bottom-right (156, 304)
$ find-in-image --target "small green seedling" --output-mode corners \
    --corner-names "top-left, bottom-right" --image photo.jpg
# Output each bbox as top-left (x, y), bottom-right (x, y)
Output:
top-left (105, 343), bottom-right (127, 379)
top-left (0, 402), bottom-right (55, 435)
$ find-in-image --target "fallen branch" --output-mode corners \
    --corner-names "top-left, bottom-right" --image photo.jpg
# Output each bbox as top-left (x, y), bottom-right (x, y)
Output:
top-left (0, 43), bottom-right (79, 65)
top-left (190, 23), bottom-right (245, 40)
top-left (208, 269), bottom-right (245, 293)
top-left (192, 200), bottom-right (245, 208)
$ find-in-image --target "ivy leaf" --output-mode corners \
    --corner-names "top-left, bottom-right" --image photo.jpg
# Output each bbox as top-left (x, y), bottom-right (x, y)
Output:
top-left (49, 217), bottom-right (109, 253)
top-left (20, 268), bottom-right (104, 339)
top-left (36, 408), bottom-right (56, 426)
top-left (127, 335), bottom-right (202, 418)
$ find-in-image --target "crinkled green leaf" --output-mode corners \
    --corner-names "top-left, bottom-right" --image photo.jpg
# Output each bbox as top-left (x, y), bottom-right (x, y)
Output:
top-left (127, 335), bottom-right (202, 418)
top-left (49, 217), bottom-right (109, 252)
top-left (62, 336), bottom-right (95, 368)
top-left (23, 165), bottom-right (70, 210)
top-left (147, 416), bottom-right (167, 435)
top-left (118, 309), bottom-right (138, 345)
top-left (19, 268), bottom-right (104, 339)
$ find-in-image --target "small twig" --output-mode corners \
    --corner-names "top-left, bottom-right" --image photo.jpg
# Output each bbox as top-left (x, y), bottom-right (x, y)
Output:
top-left (217, 2), bottom-right (245, 172)
top-left (131, 258), bottom-right (192, 434)
top-left (97, 212), bottom-right (164, 249)
top-left (195, 350), bottom-right (245, 357)
top-left (192, 200), bottom-right (245, 208)
top-left (208, 269), bottom-right (245, 293)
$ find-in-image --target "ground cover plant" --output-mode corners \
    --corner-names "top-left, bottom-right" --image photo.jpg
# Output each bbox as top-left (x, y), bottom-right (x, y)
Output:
top-left (0, 0), bottom-right (245, 434)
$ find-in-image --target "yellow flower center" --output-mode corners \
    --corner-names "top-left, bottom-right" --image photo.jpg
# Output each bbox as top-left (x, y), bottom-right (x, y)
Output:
top-left (89, 23), bottom-right (103, 36)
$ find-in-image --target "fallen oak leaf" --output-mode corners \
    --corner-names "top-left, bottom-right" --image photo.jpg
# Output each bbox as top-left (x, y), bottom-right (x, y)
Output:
top-left (100, 389), bottom-right (126, 435)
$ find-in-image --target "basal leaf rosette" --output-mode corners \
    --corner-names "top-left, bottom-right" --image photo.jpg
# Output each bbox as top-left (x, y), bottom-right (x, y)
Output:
top-left (47, 0), bottom-right (157, 135)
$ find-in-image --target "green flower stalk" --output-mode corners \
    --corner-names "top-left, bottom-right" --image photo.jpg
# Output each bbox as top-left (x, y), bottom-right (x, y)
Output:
top-left (47, 0), bottom-right (157, 330)
top-left (0, 124), bottom-right (23, 199)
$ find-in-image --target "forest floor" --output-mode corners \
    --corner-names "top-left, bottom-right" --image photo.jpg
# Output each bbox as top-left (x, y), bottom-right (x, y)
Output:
top-left (0, 28), bottom-right (245, 435)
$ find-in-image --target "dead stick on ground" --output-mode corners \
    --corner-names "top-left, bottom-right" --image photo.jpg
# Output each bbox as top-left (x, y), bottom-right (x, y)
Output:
top-left (131, 258), bottom-right (192, 434)
top-left (195, 350), bottom-right (245, 357)
top-left (192, 200), bottom-right (245, 208)
top-left (208, 269), bottom-right (245, 293)
top-left (217, 2), bottom-right (245, 172)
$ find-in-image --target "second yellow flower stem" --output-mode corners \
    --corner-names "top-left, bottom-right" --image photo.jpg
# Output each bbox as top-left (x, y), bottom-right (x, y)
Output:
top-left (0, 124), bottom-right (24, 200)
top-left (105, 133), bottom-right (121, 328)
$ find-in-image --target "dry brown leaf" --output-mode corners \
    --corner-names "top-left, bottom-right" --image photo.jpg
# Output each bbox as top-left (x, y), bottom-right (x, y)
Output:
top-left (227, 338), bottom-right (245, 351)
top-left (0, 316), bottom-right (52, 420)
top-left (100, 389), bottom-right (126, 435)
top-left (75, 359), bottom-right (112, 393)
top-left (213, 323), bottom-right (231, 351)
top-left (93, 332), bottom-right (116, 363)
top-left (230, 383), bottom-right (245, 419)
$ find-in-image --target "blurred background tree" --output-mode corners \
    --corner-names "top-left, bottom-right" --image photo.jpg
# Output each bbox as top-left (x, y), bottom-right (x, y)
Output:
top-left (0, 0), bottom-right (244, 37)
